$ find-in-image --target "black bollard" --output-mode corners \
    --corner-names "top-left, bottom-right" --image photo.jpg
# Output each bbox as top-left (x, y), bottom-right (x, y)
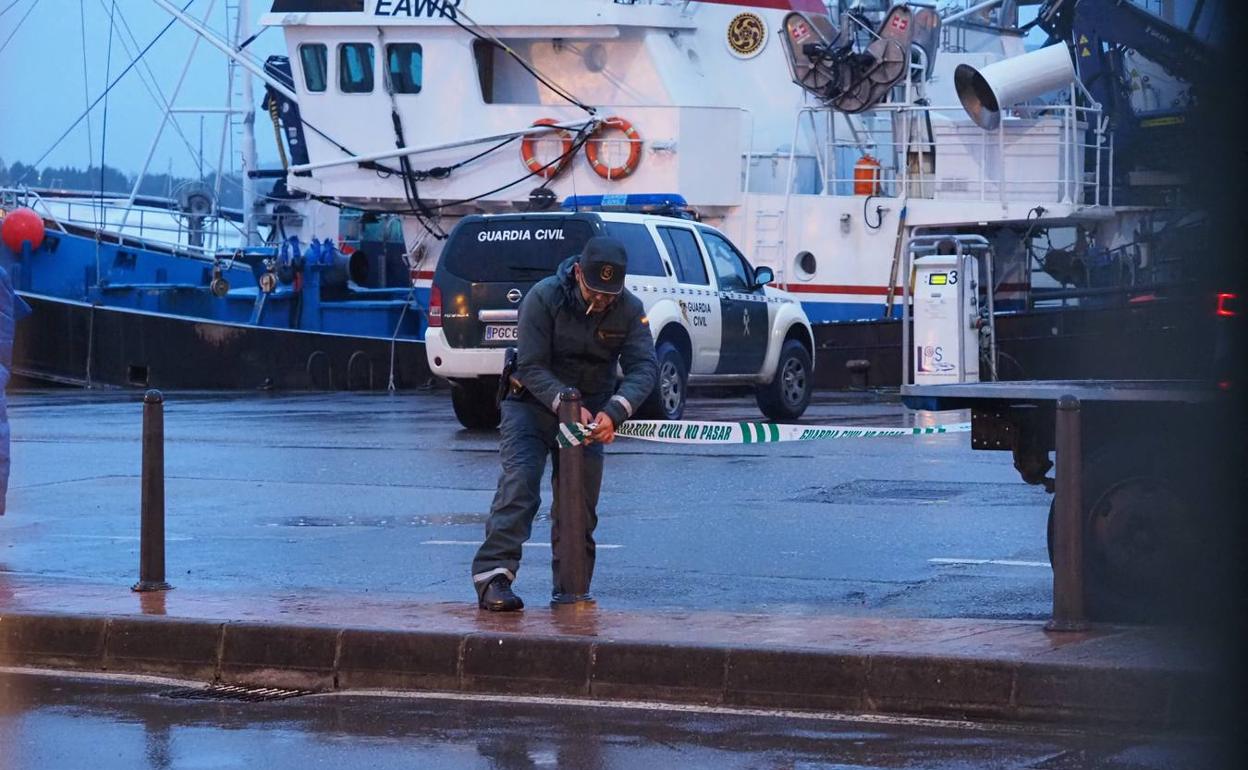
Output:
top-left (552, 388), bottom-right (591, 604)
top-left (1046, 395), bottom-right (1085, 631)
top-left (133, 390), bottom-right (172, 593)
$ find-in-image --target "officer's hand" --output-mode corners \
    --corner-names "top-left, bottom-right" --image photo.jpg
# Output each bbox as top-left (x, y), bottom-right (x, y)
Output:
top-left (589, 412), bottom-right (615, 444)
top-left (578, 407), bottom-right (597, 444)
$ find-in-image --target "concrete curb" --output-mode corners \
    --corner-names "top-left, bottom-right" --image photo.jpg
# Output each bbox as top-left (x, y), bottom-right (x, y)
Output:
top-left (0, 612), bottom-right (1208, 727)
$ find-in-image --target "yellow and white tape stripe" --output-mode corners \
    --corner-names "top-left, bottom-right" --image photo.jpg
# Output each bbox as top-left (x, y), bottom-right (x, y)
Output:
top-left (556, 420), bottom-right (970, 448)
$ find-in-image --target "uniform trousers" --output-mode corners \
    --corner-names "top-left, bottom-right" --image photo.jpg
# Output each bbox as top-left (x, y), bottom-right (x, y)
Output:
top-left (471, 396), bottom-right (605, 597)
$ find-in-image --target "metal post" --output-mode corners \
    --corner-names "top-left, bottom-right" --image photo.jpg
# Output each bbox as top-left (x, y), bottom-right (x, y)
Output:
top-left (1047, 395), bottom-right (1086, 630)
top-left (239, 0), bottom-right (261, 247)
top-left (552, 388), bottom-right (591, 604)
top-left (133, 390), bottom-right (172, 592)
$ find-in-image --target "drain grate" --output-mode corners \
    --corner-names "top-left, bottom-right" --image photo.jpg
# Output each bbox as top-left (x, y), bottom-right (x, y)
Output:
top-left (161, 684), bottom-right (314, 702)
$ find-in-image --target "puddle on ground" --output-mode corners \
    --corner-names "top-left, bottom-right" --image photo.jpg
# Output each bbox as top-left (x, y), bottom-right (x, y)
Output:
top-left (790, 479), bottom-right (1046, 506)
top-left (275, 513), bottom-right (489, 528)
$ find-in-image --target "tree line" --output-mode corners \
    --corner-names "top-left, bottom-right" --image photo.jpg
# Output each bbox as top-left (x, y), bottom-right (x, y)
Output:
top-left (0, 158), bottom-right (251, 210)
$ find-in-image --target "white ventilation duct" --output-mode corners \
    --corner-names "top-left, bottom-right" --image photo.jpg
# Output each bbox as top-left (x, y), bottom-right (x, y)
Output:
top-left (954, 44), bottom-right (1077, 130)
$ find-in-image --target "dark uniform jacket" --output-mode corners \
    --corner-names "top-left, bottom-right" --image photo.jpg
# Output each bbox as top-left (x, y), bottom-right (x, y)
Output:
top-left (515, 256), bottom-right (657, 427)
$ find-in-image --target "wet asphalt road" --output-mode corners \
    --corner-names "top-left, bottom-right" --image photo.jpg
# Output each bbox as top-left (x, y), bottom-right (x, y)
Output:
top-left (0, 670), bottom-right (1226, 770)
top-left (3, 388), bottom-right (1054, 618)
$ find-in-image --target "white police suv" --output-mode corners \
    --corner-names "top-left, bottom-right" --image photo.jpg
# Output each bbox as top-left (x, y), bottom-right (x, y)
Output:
top-left (425, 197), bottom-right (815, 429)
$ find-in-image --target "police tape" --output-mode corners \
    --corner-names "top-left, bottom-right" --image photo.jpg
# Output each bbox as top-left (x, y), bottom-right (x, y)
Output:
top-left (556, 419), bottom-right (971, 448)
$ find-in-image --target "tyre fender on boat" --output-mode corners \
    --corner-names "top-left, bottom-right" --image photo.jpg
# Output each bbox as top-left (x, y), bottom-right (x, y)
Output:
top-left (520, 119), bottom-right (574, 179)
top-left (585, 117), bottom-right (643, 181)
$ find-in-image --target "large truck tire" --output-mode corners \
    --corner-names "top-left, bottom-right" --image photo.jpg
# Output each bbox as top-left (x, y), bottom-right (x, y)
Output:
top-left (1046, 433), bottom-right (1206, 623)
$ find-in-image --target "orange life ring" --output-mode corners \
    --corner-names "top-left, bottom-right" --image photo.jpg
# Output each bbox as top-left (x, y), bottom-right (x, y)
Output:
top-left (585, 116), bottom-right (642, 181)
top-left (520, 119), bottom-right (574, 179)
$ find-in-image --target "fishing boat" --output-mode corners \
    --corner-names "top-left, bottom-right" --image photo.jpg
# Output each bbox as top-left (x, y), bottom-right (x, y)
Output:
top-left (0, 0), bottom-right (431, 390)
top-left (2, 0), bottom-right (1216, 389)
top-left (0, 191), bottom-right (428, 389)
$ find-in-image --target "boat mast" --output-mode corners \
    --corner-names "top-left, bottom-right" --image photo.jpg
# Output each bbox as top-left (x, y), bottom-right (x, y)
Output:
top-left (118, 0), bottom-right (219, 234)
top-left (238, 0), bottom-right (259, 247)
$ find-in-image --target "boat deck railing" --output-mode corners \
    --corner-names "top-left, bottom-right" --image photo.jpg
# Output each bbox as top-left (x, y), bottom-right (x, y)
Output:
top-left (780, 47), bottom-right (1111, 208)
top-left (1, 187), bottom-right (245, 257)
top-left (785, 98), bottom-right (1109, 207)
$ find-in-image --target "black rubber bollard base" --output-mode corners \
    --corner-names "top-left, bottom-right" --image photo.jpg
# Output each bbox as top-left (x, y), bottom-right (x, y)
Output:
top-left (550, 593), bottom-right (595, 608)
top-left (1044, 618), bottom-right (1089, 633)
top-left (131, 581), bottom-right (173, 593)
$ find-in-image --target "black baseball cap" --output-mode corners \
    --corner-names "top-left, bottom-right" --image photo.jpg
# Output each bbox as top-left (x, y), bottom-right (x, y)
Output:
top-left (579, 236), bottom-right (628, 295)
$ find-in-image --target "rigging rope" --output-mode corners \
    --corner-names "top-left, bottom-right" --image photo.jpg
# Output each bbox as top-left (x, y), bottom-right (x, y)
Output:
top-left (97, 0), bottom-right (116, 284)
top-left (16, 0), bottom-right (193, 185)
top-left (106, 0), bottom-right (222, 204)
top-left (428, 124), bottom-right (596, 212)
top-left (100, 0), bottom-right (116, 205)
top-left (79, 0), bottom-right (94, 173)
top-left (438, 0), bottom-right (595, 115)
top-left (0, 0), bottom-right (41, 56)
top-left (268, 99), bottom-right (289, 170)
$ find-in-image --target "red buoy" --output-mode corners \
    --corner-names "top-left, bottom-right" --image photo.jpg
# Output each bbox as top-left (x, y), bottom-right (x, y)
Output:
top-left (1, 208), bottom-right (45, 253)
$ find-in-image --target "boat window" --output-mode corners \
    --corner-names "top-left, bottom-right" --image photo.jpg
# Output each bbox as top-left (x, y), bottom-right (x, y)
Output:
top-left (338, 43), bottom-right (374, 94)
top-left (657, 227), bottom-right (709, 286)
top-left (601, 222), bottom-right (666, 277)
top-left (299, 44), bottom-right (328, 93)
top-left (472, 40), bottom-right (497, 103)
top-left (386, 43), bottom-right (423, 94)
top-left (471, 36), bottom-right (664, 105)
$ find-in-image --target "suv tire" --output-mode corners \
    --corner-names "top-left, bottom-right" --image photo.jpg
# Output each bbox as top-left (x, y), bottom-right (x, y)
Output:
top-left (638, 341), bottom-right (687, 421)
top-left (756, 339), bottom-right (812, 421)
top-left (451, 378), bottom-right (502, 430)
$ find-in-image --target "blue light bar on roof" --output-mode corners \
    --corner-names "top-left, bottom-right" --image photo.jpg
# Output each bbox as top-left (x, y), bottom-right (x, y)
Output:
top-left (561, 193), bottom-right (690, 211)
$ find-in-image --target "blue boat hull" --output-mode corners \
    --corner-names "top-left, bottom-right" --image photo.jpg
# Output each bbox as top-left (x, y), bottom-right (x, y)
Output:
top-left (3, 222), bottom-right (431, 390)
top-left (11, 292), bottom-right (430, 390)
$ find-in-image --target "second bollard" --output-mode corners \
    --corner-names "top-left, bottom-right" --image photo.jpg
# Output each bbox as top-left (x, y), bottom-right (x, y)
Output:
top-left (1046, 395), bottom-right (1085, 631)
top-left (133, 390), bottom-right (172, 593)
top-left (552, 388), bottom-right (591, 604)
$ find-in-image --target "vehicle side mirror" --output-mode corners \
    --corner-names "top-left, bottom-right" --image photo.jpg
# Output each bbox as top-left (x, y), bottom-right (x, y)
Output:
top-left (753, 266), bottom-right (774, 288)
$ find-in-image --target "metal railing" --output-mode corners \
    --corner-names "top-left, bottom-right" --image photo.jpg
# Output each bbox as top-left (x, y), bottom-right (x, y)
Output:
top-left (1, 187), bottom-right (244, 256)
top-left (785, 96), bottom-right (1109, 207)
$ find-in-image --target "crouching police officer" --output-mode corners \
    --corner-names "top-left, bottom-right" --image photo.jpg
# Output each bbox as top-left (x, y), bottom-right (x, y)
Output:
top-left (472, 236), bottom-right (657, 611)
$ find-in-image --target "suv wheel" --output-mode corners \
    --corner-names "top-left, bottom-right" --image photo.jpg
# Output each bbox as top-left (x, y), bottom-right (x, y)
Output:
top-left (638, 342), bottom-right (687, 421)
top-left (756, 339), bottom-right (812, 421)
top-left (451, 379), bottom-right (502, 429)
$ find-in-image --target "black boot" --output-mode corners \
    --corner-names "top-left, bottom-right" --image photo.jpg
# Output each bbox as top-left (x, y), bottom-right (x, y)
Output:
top-left (478, 575), bottom-right (524, 612)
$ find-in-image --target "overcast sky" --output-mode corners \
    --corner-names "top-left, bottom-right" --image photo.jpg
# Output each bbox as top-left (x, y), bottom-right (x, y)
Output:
top-left (0, 0), bottom-right (286, 178)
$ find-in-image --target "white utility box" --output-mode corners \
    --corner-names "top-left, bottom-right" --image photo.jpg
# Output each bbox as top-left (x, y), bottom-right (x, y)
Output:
top-left (913, 253), bottom-right (981, 385)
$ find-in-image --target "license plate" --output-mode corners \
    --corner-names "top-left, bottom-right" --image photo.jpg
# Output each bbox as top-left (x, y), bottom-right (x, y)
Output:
top-left (483, 324), bottom-right (519, 342)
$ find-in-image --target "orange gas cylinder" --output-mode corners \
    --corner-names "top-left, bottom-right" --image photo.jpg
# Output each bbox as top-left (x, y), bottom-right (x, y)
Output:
top-left (853, 155), bottom-right (883, 196)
